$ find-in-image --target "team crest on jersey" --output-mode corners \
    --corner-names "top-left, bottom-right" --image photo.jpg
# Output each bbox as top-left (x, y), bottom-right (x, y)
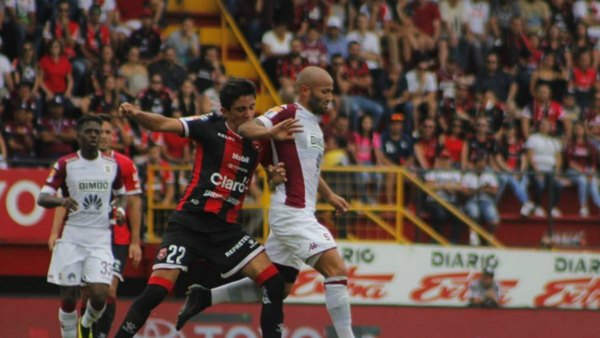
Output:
top-left (103, 164), bottom-right (112, 174)
top-left (307, 131), bottom-right (324, 151)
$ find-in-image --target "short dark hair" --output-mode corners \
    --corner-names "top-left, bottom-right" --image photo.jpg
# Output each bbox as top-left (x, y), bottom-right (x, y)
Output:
top-left (76, 115), bottom-right (102, 131)
top-left (219, 78), bottom-right (256, 110)
top-left (96, 114), bottom-right (112, 123)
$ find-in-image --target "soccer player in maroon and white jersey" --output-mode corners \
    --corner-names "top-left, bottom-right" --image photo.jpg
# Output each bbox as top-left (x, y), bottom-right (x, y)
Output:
top-left (177, 67), bottom-right (355, 338)
top-left (113, 78), bottom-right (301, 338)
top-left (38, 115), bottom-right (127, 338)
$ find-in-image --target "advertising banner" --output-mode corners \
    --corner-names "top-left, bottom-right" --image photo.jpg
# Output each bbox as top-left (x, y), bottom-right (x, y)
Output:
top-left (287, 243), bottom-right (600, 309)
top-left (0, 169), bottom-right (53, 243)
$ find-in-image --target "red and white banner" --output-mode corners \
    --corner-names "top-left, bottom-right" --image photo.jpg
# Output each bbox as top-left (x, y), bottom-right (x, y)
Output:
top-left (288, 243), bottom-right (600, 309)
top-left (0, 169), bottom-right (54, 243)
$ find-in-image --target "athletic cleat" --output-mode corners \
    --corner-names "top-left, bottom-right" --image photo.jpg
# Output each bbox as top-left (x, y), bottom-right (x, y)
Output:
top-left (78, 318), bottom-right (93, 338)
top-left (176, 284), bottom-right (211, 330)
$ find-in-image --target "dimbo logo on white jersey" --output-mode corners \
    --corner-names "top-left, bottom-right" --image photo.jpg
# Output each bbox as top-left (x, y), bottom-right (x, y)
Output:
top-left (78, 180), bottom-right (110, 191)
top-left (210, 173), bottom-right (248, 193)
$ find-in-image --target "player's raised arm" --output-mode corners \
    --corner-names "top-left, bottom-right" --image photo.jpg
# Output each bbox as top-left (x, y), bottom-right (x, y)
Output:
top-left (119, 102), bottom-right (184, 135)
top-left (238, 117), bottom-right (303, 140)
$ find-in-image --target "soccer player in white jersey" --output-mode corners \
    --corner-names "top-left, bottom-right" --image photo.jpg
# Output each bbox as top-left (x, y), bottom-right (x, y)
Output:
top-left (177, 67), bottom-right (355, 338)
top-left (37, 115), bottom-right (127, 338)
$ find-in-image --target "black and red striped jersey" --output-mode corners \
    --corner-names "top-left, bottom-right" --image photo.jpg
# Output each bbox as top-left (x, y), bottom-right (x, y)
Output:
top-left (176, 113), bottom-right (264, 223)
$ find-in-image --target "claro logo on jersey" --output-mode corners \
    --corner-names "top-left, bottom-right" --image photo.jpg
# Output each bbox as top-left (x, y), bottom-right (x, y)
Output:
top-left (78, 180), bottom-right (110, 191)
top-left (210, 173), bottom-right (248, 193)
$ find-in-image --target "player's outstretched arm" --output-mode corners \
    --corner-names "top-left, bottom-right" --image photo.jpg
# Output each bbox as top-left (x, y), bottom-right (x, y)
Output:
top-left (238, 118), bottom-right (303, 140)
top-left (119, 102), bottom-right (184, 135)
top-left (127, 195), bottom-right (143, 268)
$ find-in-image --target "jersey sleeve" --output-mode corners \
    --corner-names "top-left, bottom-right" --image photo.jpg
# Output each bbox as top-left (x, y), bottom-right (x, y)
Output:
top-left (179, 115), bottom-right (212, 142)
top-left (41, 159), bottom-right (67, 195)
top-left (120, 156), bottom-right (142, 195)
top-left (257, 104), bottom-right (296, 129)
top-left (112, 165), bottom-right (126, 196)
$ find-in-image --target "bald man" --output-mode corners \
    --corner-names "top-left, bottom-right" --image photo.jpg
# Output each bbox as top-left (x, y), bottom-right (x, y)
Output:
top-left (177, 67), bottom-right (355, 338)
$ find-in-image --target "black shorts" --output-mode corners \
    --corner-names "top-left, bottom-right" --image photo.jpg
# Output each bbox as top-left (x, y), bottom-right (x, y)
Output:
top-left (112, 244), bottom-right (129, 282)
top-left (153, 211), bottom-right (264, 278)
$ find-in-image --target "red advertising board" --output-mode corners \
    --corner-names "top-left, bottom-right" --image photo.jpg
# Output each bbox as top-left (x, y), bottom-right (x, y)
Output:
top-left (0, 297), bottom-right (598, 338)
top-left (0, 169), bottom-right (54, 243)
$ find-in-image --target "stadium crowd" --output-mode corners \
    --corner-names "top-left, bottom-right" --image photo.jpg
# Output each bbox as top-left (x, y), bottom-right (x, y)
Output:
top-left (2, 0), bottom-right (600, 243)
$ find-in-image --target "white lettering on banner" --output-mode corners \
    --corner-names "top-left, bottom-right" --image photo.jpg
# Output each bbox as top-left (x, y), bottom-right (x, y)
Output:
top-left (6, 180), bottom-right (45, 226)
top-left (210, 173), bottom-right (248, 193)
top-left (285, 243), bottom-right (600, 309)
top-left (192, 324), bottom-right (323, 338)
top-left (135, 318), bottom-right (185, 338)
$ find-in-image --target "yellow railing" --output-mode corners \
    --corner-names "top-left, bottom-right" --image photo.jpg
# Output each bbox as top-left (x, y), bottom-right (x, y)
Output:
top-left (145, 165), bottom-right (503, 248)
top-left (215, 0), bottom-right (282, 106)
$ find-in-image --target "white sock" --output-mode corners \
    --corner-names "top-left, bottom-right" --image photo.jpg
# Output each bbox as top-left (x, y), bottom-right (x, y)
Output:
top-left (58, 308), bottom-right (77, 338)
top-left (81, 299), bottom-right (106, 328)
top-left (212, 277), bottom-right (262, 304)
top-left (324, 276), bottom-right (354, 338)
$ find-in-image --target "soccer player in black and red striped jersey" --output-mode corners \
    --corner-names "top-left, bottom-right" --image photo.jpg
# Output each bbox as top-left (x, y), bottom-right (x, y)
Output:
top-left (113, 78), bottom-right (301, 338)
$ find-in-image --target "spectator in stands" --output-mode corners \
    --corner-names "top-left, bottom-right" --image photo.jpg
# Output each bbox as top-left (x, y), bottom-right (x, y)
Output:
top-left (490, 0), bottom-right (521, 38)
top-left (496, 122), bottom-right (534, 217)
top-left (529, 53), bottom-right (568, 102)
top-left (322, 16), bottom-right (348, 61)
top-left (462, 151), bottom-right (500, 245)
top-left (83, 74), bottom-right (125, 115)
top-left (78, 0), bottom-right (116, 24)
top-left (461, 115), bottom-right (498, 170)
top-left (519, 0), bottom-right (550, 35)
top-left (39, 39), bottom-right (73, 100)
top-left (414, 117), bottom-right (440, 170)
top-left (148, 46), bottom-right (186, 92)
top-left (585, 95), bottom-right (600, 148)
top-left (405, 54), bottom-right (438, 133)
top-left (142, 142), bottom-right (174, 206)
top-left (346, 13), bottom-right (384, 88)
top-left (440, 118), bottom-right (465, 165)
top-left (0, 37), bottom-right (14, 99)
top-left (383, 63), bottom-right (410, 125)
top-left (261, 20), bottom-right (293, 85)
top-left (36, 95), bottom-right (76, 161)
top-left (5, 0), bottom-right (37, 61)
top-left (424, 148), bottom-right (462, 243)
top-left (293, 0), bottom-right (329, 36)
top-left (173, 79), bottom-right (200, 117)
top-left (439, 82), bottom-right (475, 130)
top-left (573, 0), bottom-right (600, 40)
top-left (160, 109), bottom-right (191, 167)
top-left (43, 0), bottom-right (80, 60)
top-left (439, 0), bottom-right (468, 71)
top-left (570, 23), bottom-right (597, 66)
top-left (128, 8), bottom-right (161, 61)
top-left (137, 73), bottom-right (173, 116)
top-left (277, 38), bottom-right (310, 89)
top-left (565, 122), bottom-right (600, 216)
top-left (166, 17), bottom-right (200, 66)
top-left (408, 0), bottom-right (442, 58)
top-left (359, 0), bottom-right (401, 66)
top-left (475, 52), bottom-right (517, 104)
top-left (570, 50), bottom-right (597, 111)
top-left (324, 113), bottom-right (351, 150)
top-left (342, 40), bottom-right (385, 131)
top-left (10, 82), bottom-right (41, 121)
top-left (91, 45), bottom-right (120, 94)
top-left (301, 25), bottom-right (329, 67)
top-left (0, 132), bottom-right (7, 168)
top-left (499, 16), bottom-right (533, 70)
top-left (13, 40), bottom-right (40, 95)
top-left (188, 44), bottom-right (227, 94)
top-left (381, 112), bottom-right (414, 203)
top-left (562, 91), bottom-right (581, 126)
top-left (199, 70), bottom-right (225, 115)
top-left (349, 113), bottom-right (384, 203)
top-left (3, 105), bottom-right (36, 163)
top-left (526, 118), bottom-right (564, 217)
top-left (548, 0), bottom-right (575, 35)
top-left (79, 5), bottom-right (111, 66)
top-left (520, 84), bottom-right (569, 139)
top-left (468, 266), bottom-right (500, 307)
top-left (463, 0), bottom-right (491, 73)
top-left (235, 0), bottom-right (274, 54)
top-left (437, 57), bottom-right (473, 105)
top-left (472, 91), bottom-right (510, 137)
top-left (118, 46), bottom-right (148, 98)
top-left (541, 24), bottom-right (572, 70)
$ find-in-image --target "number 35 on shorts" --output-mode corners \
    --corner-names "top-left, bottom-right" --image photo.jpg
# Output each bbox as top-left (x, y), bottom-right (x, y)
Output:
top-left (157, 245), bottom-right (187, 265)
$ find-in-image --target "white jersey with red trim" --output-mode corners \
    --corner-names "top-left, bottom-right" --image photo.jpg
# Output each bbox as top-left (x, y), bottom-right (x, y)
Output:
top-left (258, 103), bottom-right (324, 212)
top-left (41, 151), bottom-right (125, 246)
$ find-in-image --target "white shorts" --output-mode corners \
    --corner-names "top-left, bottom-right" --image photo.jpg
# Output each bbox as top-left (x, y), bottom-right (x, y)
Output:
top-left (265, 207), bottom-right (337, 270)
top-left (47, 240), bottom-right (114, 286)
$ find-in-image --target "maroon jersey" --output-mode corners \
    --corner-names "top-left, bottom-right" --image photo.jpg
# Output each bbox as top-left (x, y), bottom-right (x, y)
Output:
top-left (176, 113), bottom-right (264, 223)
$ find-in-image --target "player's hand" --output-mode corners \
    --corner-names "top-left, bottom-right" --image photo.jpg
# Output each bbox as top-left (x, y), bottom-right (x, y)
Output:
top-left (48, 233), bottom-right (58, 251)
top-left (326, 192), bottom-right (349, 214)
top-left (129, 242), bottom-right (142, 268)
top-left (118, 102), bottom-right (139, 119)
top-left (61, 197), bottom-right (78, 213)
top-left (267, 162), bottom-right (287, 186)
top-left (270, 118), bottom-right (303, 141)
